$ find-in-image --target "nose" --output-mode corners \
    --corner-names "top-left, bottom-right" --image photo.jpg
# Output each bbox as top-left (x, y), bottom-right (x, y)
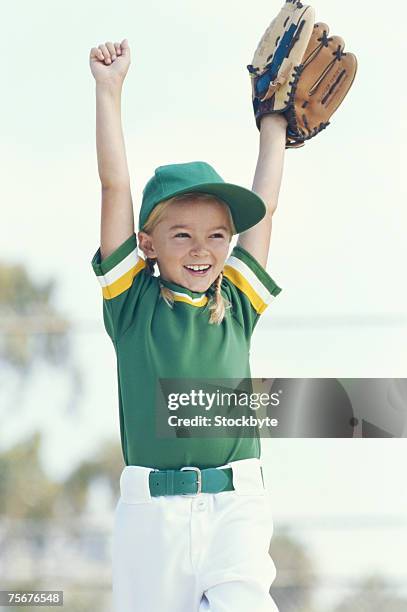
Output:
top-left (189, 240), bottom-right (209, 257)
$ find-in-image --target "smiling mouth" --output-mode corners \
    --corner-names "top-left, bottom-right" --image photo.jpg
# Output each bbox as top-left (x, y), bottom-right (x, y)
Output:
top-left (183, 265), bottom-right (212, 276)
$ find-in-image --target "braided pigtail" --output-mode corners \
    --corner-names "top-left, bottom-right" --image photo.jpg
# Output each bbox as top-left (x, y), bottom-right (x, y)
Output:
top-left (145, 257), bottom-right (175, 309)
top-left (159, 281), bottom-right (175, 309)
top-left (207, 271), bottom-right (232, 325)
top-left (145, 257), bottom-right (156, 275)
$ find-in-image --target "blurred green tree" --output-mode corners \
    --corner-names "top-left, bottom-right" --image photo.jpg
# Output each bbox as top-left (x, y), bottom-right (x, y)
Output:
top-left (56, 440), bottom-right (123, 516)
top-left (0, 262), bottom-right (71, 371)
top-left (0, 261), bottom-right (83, 418)
top-left (270, 530), bottom-right (318, 611)
top-left (0, 434), bottom-right (123, 518)
top-left (0, 431), bottom-right (59, 519)
top-left (332, 574), bottom-right (407, 612)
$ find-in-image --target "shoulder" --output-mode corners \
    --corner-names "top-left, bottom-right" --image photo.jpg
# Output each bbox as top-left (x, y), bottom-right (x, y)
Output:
top-left (222, 244), bottom-right (282, 315)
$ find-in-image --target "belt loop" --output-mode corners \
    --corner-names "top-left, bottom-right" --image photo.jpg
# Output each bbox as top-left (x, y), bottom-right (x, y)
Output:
top-left (229, 458), bottom-right (264, 495)
top-left (166, 470), bottom-right (175, 495)
top-left (119, 466), bottom-right (156, 503)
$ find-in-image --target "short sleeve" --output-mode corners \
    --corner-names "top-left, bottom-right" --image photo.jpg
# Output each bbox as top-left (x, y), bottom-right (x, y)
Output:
top-left (222, 244), bottom-right (282, 338)
top-left (91, 233), bottom-right (153, 342)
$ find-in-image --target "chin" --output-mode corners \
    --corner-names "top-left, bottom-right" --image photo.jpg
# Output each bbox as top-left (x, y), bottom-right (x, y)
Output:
top-left (188, 279), bottom-right (212, 291)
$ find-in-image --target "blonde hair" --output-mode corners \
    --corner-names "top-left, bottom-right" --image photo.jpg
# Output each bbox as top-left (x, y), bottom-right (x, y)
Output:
top-left (141, 192), bottom-right (236, 325)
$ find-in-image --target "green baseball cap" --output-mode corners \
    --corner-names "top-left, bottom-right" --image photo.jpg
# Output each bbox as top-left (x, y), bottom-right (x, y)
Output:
top-left (139, 161), bottom-right (267, 234)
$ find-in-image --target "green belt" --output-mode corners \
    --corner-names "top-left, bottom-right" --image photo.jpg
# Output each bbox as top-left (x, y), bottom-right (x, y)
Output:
top-left (149, 466), bottom-right (234, 496)
top-left (149, 465), bottom-right (264, 496)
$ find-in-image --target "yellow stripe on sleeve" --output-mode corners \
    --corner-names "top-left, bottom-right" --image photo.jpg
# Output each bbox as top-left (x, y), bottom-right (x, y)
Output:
top-left (102, 259), bottom-right (147, 300)
top-left (223, 265), bottom-right (269, 314)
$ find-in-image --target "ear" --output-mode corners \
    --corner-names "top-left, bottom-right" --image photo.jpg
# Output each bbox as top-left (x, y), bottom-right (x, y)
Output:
top-left (137, 231), bottom-right (157, 259)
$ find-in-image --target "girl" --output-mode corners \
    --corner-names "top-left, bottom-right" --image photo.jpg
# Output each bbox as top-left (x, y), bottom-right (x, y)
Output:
top-left (89, 38), bottom-right (286, 612)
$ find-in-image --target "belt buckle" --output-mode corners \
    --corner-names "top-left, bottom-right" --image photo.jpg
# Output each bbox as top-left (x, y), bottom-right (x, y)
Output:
top-left (180, 466), bottom-right (202, 495)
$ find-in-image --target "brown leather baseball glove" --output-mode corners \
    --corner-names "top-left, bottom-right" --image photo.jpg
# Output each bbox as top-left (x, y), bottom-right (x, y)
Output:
top-left (247, 0), bottom-right (358, 148)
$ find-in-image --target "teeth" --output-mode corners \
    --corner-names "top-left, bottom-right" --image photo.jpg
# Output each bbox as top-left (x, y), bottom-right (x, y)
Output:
top-left (185, 265), bottom-right (210, 271)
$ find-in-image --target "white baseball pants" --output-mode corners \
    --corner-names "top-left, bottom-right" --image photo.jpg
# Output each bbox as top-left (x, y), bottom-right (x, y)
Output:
top-left (112, 457), bottom-right (278, 612)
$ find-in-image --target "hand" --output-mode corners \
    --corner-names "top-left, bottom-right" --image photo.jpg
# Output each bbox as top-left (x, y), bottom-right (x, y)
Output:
top-left (89, 39), bottom-right (131, 87)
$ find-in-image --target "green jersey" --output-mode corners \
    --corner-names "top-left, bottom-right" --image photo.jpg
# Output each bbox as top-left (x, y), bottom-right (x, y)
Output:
top-left (91, 233), bottom-right (282, 469)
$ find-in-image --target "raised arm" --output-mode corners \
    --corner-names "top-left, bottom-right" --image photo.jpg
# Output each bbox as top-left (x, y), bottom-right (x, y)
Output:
top-left (236, 114), bottom-right (287, 268)
top-left (89, 39), bottom-right (134, 261)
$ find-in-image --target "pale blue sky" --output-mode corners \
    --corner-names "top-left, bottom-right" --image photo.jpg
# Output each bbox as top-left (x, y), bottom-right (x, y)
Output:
top-left (2, 0), bottom-right (405, 361)
top-left (2, 0), bottom-right (405, 317)
top-left (1, 1), bottom-right (406, 606)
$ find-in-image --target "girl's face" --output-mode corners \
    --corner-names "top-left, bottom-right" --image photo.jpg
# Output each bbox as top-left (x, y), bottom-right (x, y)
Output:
top-left (138, 199), bottom-right (233, 291)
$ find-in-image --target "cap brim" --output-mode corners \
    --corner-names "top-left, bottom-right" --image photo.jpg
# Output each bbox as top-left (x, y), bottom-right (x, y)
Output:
top-left (156, 182), bottom-right (267, 234)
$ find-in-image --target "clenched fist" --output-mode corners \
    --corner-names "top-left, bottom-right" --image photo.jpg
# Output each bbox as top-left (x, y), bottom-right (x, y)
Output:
top-left (89, 38), bottom-right (131, 86)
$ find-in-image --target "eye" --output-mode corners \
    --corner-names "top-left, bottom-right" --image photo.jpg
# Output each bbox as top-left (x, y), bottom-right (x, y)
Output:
top-left (211, 233), bottom-right (226, 238)
top-left (174, 233), bottom-right (190, 238)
